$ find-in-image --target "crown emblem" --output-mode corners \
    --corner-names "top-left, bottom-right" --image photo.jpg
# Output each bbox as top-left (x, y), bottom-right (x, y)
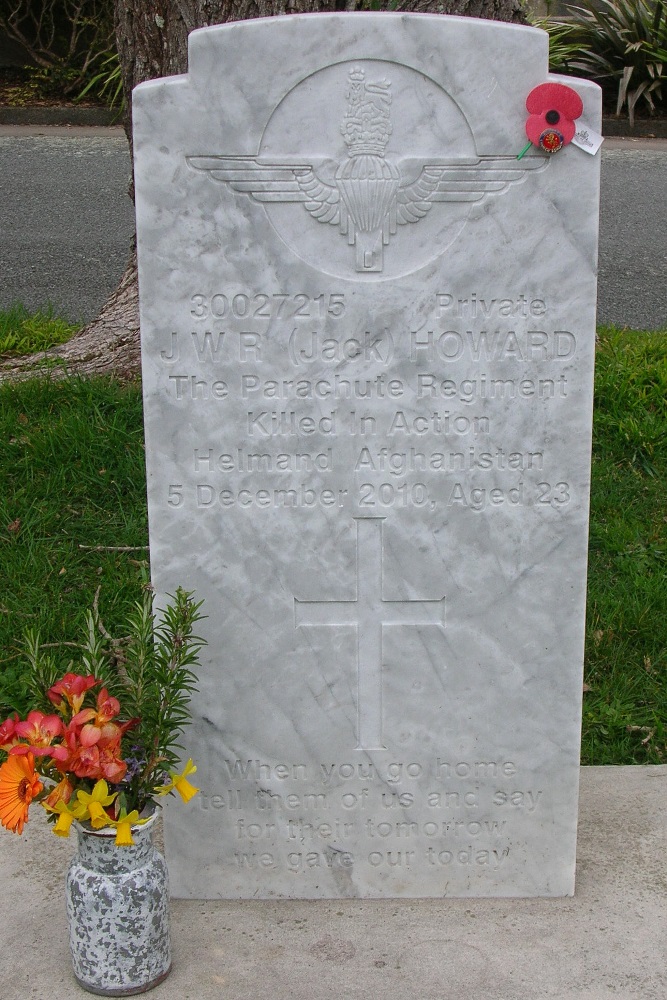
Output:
top-left (340, 66), bottom-right (392, 157)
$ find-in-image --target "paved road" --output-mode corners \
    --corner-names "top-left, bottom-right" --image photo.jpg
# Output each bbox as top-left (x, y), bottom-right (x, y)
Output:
top-left (0, 129), bottom-right (134, 325)
top-left (0, 128), bottom-right (665, 329)
top-left (599, 141), bottom-right (667, 329)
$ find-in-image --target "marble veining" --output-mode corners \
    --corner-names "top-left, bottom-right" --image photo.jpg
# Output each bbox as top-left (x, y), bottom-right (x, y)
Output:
top-left (133, 13), bottom-right (601, 899)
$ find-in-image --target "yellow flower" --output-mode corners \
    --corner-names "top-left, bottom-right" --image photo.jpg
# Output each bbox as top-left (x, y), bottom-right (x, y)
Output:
top-left (75, 779), bottom-right (117, 829)
top-left (109, 810), bottom-right (148, 846)
top-left (154, 758), bottom-right (199, 804)
top-left (53, 811), bottom-right (76, 837)
top-left (42, 798), bottom-right (87, 837)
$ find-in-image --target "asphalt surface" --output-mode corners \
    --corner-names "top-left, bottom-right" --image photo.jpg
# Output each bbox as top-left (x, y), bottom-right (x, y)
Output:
top-left (0, 127), bottom-right (665, 329)
top-left (0, 127), bottom-right (134, 325)
top-left (598, 141), bottom-right (667, 329)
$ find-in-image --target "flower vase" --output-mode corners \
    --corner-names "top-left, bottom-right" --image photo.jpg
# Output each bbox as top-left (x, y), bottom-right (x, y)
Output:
top-left (65, 809), bottom-right (171, 996)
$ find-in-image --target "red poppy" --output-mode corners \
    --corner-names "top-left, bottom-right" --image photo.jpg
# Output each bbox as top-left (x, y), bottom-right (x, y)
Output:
top-left (525, 82), bottom-right (583, 153)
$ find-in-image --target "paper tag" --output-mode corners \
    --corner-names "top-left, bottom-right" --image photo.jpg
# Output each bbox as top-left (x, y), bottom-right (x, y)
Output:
top-left (571, 122), bottom-right (604, 155)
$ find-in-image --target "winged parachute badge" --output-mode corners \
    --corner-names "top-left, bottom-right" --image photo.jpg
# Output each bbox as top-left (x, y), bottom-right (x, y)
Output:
top-left (188, 66), bottom-right (546, 274)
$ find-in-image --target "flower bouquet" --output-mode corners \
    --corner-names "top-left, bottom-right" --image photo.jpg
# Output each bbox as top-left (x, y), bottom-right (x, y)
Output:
top-left (0, 585), bottom-right (204, 843)
top-left (0, 584), bottom-right (205, 994)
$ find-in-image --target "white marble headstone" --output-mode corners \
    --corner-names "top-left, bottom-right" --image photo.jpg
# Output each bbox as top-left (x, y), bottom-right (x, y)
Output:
top-left (133, 13), bottom-right (601, 898)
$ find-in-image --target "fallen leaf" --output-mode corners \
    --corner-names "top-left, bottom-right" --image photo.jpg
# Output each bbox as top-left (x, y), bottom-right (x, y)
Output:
top-left (7, 518), bottom-right (20, 535)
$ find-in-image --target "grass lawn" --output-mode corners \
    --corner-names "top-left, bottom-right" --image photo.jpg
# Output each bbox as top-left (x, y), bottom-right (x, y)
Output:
top-left (583, 326), bottom-right (667, 763)
top-left (0, 323), bottom-right (665, 765)
top-left (0, 376), bottom-right (147, 711)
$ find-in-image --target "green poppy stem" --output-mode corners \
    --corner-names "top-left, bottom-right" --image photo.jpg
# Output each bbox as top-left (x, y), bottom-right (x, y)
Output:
top-left (517, 141), bottom-right (532, 161)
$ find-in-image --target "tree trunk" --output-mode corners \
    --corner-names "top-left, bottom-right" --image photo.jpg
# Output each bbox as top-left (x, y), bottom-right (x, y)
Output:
top-left (1, 0), bottom-right (526, 381)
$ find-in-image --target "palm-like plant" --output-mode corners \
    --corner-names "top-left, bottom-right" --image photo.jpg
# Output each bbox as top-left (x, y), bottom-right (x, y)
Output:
top-left (536, 0), bottom-right (666, 125)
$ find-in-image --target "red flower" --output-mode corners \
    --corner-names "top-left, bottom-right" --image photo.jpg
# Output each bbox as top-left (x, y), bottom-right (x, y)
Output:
top-left (0, 714), bottom-right (20, 751)
top-left (95, 689), bottom-right (121, 724)
top-left (98, 748), bottom-right (128, 784)
top-left (72, 688), bottom-right (137, 754)
top-left (525, 83), bottom-right (583, 153)
top-left (10, 710), bottom-right (64, 757)
top-left (48, 673), bottom-right (99, 714)
top-left (69, 743), bottom-right (103, 780)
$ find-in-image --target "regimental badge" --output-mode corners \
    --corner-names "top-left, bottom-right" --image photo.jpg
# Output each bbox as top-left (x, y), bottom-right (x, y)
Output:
top-left (188, 65), bottom-right (546, 277)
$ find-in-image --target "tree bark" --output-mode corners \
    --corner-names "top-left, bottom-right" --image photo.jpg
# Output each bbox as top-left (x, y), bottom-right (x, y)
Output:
top-left (1, 0), bottom-right (526, 381)
top-left (0, 245), bottom-right (140, 382)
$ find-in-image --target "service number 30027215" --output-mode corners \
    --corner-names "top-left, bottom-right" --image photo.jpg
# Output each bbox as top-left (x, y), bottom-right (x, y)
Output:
top-left (190, 293), bottom-right (346, 321)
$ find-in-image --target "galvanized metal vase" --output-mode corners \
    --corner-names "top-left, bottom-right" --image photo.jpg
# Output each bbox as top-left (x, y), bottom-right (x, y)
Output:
top-left (65, 809), bottom-right (171, 996)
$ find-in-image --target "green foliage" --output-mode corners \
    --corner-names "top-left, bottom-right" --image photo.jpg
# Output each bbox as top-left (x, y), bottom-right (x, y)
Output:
top-left (0, 304), bottom-right (78, 357)
top-left (0, 373), bottom-right (148, 714)
top-left (76, 48), bottom-right (123, 110)
top-left (1, 64), bottom-right (80, 105)
top-left (583, 327), bottom-right (667, 764)
top-left (536, 0), bottom-right (667, 123)
top-left (20, 583), bottom-right (204, 815)
top-left (532, 17), bottom-right (588, 72)
top-left (116, 586), bottom-right (204, 811)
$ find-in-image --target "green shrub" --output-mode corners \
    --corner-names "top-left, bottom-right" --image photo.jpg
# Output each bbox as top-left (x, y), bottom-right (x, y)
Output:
top-left (76, 49), bottom-right (123, 110)
top-left (536, 0), bottom-right (666, 123)
top-left (0, 0), bottom-right (115, 102)
top-left (532, 16), bottom-right (587, 72)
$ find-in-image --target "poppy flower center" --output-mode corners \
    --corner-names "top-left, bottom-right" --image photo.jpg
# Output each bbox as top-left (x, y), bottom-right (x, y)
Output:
top-left (545, 110), bottom-right (560, 125)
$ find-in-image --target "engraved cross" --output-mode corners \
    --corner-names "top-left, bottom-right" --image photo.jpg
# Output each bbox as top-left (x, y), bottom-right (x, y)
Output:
top-left (294, 517), bottom-right (445, 749)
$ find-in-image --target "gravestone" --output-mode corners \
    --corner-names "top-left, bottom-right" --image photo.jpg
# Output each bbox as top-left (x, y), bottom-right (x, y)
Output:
top-left (133, 13), bottom-right (601, 898)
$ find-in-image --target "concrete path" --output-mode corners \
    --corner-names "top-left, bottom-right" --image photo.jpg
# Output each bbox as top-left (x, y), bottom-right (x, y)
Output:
top-left (3, 766), bottom-right (666, 1000)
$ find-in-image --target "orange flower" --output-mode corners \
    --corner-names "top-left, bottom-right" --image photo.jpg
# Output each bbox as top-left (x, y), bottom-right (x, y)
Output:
top-left (42, 775), bottom-right (75, 810)
top-left (0, 752), bottom-right (43, 834)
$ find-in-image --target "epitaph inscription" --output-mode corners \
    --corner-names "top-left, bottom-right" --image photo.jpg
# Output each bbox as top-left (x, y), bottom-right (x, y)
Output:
top-left (134, 14), bottom-right (601, 898)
